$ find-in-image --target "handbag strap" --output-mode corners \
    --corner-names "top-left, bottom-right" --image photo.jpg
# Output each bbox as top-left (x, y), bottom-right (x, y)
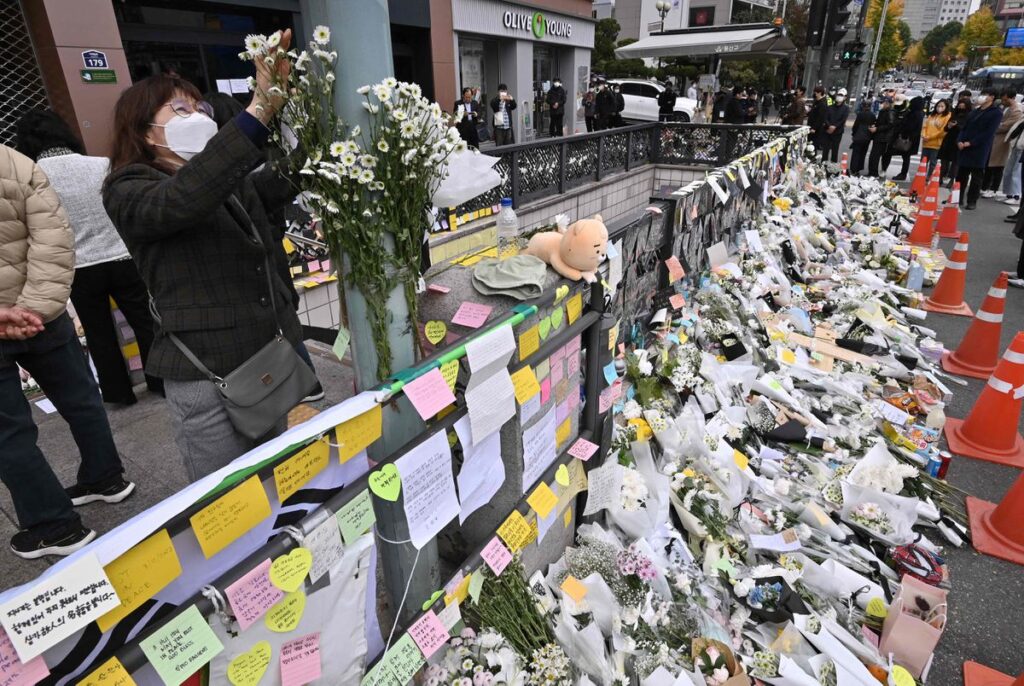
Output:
top-left (149, 194), bottom-right (286, 384)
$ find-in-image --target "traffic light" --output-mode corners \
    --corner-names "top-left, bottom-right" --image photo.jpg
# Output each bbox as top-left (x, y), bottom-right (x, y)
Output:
top-left (807, 0), bottom-right (829, 47)
top-left (825, 0), bottom-right (853, 47)
top-left (849, 40), bottom-right (867, 65)
top-left (840, 44), bottom-right (853, 68)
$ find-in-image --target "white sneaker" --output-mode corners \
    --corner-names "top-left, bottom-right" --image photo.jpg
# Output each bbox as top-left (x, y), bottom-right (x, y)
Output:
top-left (1003, 196), bottom-right (1020, 205)
top-left (1008, 277), bottom-right (1024, 289)
top-left (981, 190), bottom-right (996, 198)
top-left (994, 191), bottom-right (1007, 199)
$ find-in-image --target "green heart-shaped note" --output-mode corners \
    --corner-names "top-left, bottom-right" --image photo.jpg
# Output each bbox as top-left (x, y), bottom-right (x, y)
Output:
top-left (369, 464), bottom-right (402, 501)
top-left (550, 307), bottom-right (564, 329)
top-left (555, 464), bottom-right (570, 487)
top-left (554, 285), bottom-right (569, 303)
top-left (538, 317), bottom-right (552, 340)
top-left (422, 590), bottom-right (444, 611)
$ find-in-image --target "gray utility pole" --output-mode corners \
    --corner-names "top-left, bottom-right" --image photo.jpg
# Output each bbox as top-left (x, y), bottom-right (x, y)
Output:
top-left (300, 0), bottom-right (438, 626)
top-left (864, 0), bottom-right (891, 93)
top-left (846, 0), bottom-right (871, 95)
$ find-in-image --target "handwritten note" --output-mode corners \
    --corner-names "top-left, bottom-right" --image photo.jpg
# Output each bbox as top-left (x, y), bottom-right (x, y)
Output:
top-left (519, 325), bottom-right (540, 361)
top-left (274, 438), bottom-right (330, 504)
top-left (427, 283), bottom-right (451, 294)
top-left (568, 438), bottom-right (599, 461)
top-left (665, 255), bottom-right (686, 283)
top-left (98, 529), bottom-right (182, 632)
top-left (362, 633), bottom-right (424, 686)
top-left (336, 489), bottom-right (376, 544)
top-left (451, 302), bottom-right (492, 328)
top-left (269, 549), bottom-right (312, 593)
top-left (527, 483), bottom-right (559, 519)
top-left (407, 610), bottom-right (449, 659)
top-left (453, 416), bottom-right (504, 525)
top-left (280, 633), bottom-right (321, 686)
top-left (225, 559), bottom-right (283, 631)
top-left (566, 293), bottom-right (583, 325)
top-left (510, 366), bottom-right (541, 404)
top-left (0, 553), bottom-right (120, 661)
top-left (465, 367), bottom-right (516, 445)
top-left (437, 601), bottom-right (462, 631)
top-left (332, 326), bottom-right (350, 361)
top-left (227, 641), bottom-right (271, 686)
top-left (304, 515), bottom-right (345, 584)
top-left (265, 591), bottom-right (305, 633)
top-left (584, 463), bottom-right (624, 516)
top-left (403, 368), bottom-right (457, 420)
top-left (599, 381), bottom-right (622, 413)
top-left (395, 430), bottom-right (460, 549)
top-left (0, 629), bottom-right (49, 686)
top-left (140, 605), bottom-right (224, 686)
top-left (464, 324), bottom-right (515, 375)
top-left (480, 537), bottom-right (513, 576)
top-left (522, 406), bottom-right (557, 495)
top-left (496, 510), bottom-right (537, 552)
top-left (190, 476), bottom-right (272, 559)
top-left (335, 404), bottom-right (382, 464)
top-left (669, 293), bottom-right (686, 310)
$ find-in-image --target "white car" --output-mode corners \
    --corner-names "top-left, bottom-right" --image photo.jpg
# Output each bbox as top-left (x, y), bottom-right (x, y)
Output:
top-left (606, 79), bottom-right (698, 123)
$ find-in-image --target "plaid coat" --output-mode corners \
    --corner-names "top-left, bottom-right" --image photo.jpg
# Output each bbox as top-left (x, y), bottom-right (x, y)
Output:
top-left (103, 120), bottom-right (301, 381)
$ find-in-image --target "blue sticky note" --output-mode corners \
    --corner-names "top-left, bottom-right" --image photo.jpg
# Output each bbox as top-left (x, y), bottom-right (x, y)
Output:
top-left (667, 333), bottom-right (680, 344)
top-left (603, 362), bottom-right (618, 386)
top-left (613, 402), bottom-right (624, 415)
top-left (606, 242), bottom-right (619, 259)
top-left (626, 385), bottom-right (636, 400)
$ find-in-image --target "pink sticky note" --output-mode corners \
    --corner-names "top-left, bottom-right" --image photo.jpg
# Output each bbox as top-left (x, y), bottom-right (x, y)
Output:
top-left (565, 336), bottom-right (581, 356)
top-left (568, 438), bottom-right (599, 461)
top-left (556, 401), bottom-right (570, 424)
top-left (481, 536), bottom-right (512, 576)
top-left (120, 325), bottom-right (134, 340)
top-left (0, 628), bottom-right (49, 685)
top-left (566, 350), bottom-right (580, 376)
top-left (321, 259), bottom-right (332, 273)
top-left (307, 259), bottom-right (321, 273)
top-left (540, 378), bottom-right (551, 404)
top-left (669, 293), bottom-right (686, 310)
top-left (550, 356), bottom-right (564, 384)
top-left (666, 255), bottom-right (686, 283)
top-left (403, 368), bottom-right (457, 420)
top-left (281, 632), bottom-right (321, 686)
top-left (567, 384), bottom-right (580, 411)
top-left (428, 283), bottom-right (452, 294)
top-left (408, 610), bottom-right (450, 659)
top-left (225, 558), bottom-right (283, 631)
top-left (128, 356), bottom-right (143, 371)
top-left (861, 626), bottom-right (880, 649)
top-left (451, 302), bottom-right (492, 328)
top-left (599, 382), bottom-right (621, 413)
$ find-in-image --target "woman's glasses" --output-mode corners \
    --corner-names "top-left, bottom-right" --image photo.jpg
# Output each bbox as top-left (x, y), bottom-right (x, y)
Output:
top-left (166, 98), bottom-right (214, 119)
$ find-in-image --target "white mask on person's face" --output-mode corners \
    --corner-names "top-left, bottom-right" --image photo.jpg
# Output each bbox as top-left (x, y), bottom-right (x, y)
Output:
top-left (150, 112), bottom-right (218, 160)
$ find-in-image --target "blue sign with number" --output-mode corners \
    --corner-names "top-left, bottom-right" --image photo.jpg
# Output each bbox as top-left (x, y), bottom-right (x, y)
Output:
top-left (81, 50), bottom-right (108, 68)
top-left (1007, 28), bottom-right (1024, 48)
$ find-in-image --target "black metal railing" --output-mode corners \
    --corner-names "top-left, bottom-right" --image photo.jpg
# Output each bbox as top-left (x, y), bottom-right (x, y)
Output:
top-left (452, 122), bottom-right (799, 218)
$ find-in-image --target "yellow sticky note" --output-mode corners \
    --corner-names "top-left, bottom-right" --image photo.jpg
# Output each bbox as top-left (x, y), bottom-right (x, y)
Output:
top-left (497, 510), bottom-right (536, 552)
top-left (80, 656), bottom-right (138, 686)
top-left (269, 548), bottom-right (313, 593)
top-left (265, 591), bottom-right (306, 632)
top-left (445, 574), bottom-right (471, 605)
top-left (627, 417), bottom-right (652, 442)
top-left (566, 293), bottom-right (583, 325)
top-left (563, 508), bottom-right (572, 529)
top-left (510, 366), bottom-right (541, 404)
top-left (561, 575), bottom-right (588, 603)
top-left (678, 333), bottom-right (689, 344)
top-left (335, 404), bottom-right (383, 464)
top-left (274, 438), bottom-right (331, 504)
top-left (122, 341), bottom-right (140, 358)
top-left (283, 237), bottom-right (296, 254)
top-left (97, 529), bottom-right (182, 632)
top-left (440, 359), bottom-right (460, 392)
top-left (527, 483), bottom-right (558, 519)
top-left (190, 476), bottom-right (272, 559)
top-left (866, 597), bottom-right (888, 618)
top-left (733, 449), bottom-right (749, 471)
top-left (780, 349), bottom-right (796, 365)
top-left (227, 641), bottom-right (272, 686)
top-left (555, 418), bottom-right (571, 447)
top-left (290, 265), bottom-right (303, 276)
top-left (608, 324), bottom-right (619, 352)
top-left (519, 325), bottom-right (540, 361)
top-left (890, 666), bottom-right (915, 686)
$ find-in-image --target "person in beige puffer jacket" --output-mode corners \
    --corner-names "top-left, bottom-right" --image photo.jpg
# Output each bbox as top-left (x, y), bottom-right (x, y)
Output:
top-left (0, 144), bottom-right (134, 560)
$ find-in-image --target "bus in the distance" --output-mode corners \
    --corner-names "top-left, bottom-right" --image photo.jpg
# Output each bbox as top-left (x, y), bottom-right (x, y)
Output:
top-left (966, 66), bottom-right (1024, 93)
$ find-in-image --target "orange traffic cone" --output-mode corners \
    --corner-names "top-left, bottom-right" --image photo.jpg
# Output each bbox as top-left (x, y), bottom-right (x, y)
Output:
top-left (923, 232), bottom-right (973, 316)
top-left (841, 152), bottom-right (848, 175)
top-left (908, 158), bottom-right (928, 198)
top-left (963, 661), bottom-right (1024, 686)
top-left (945, 331), bottom-right (1024, 468)
top-left (906, 182), bottom-right (937, 246)
top-left (936, 181), bottom-right (961, 238)
top-left (967, 469), bottom-right (1024, 565)
top-left (942, 273), bottom-right (1008, 379)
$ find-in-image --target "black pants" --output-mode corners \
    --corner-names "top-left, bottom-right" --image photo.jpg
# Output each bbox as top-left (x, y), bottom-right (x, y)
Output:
top-left (824, 134), bottom-right (842, 162)
top-left (70, 258), bottom-right (160, 403)
top-left (889, 150), bottom-right (912, 178)
top-left (984, 166), bottom-right (1004, 191)
top-left (493, 128), bottom-right (514, 146)
top-left (585, 116), bottom-right (595, 132)
top-left (957, 166), bottom-right (985, 206)
top-left (549, 110), bottom-right (564, 137)
top-left (868, 140), bottom-right (890, 177)
top-left (850, 141), bottom-right (869, 175)
top-left (595, 114), bottom-right (609, 131)
top-left (0, 313), bottom-right (124, 536)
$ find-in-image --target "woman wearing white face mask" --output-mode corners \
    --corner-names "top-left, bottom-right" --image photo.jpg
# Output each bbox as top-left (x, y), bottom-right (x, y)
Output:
top-left (103, 30), bottom-right (307, 481)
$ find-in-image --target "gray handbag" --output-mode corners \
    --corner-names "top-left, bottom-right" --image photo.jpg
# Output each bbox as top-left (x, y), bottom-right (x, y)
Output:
top-left (153, 197), bottom-right (317, 440)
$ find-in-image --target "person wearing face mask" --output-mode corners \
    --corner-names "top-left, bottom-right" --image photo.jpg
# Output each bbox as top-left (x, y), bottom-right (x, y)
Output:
top-left (490, 84), bottom-right (517, 146)
top-left (823, 88), bottom-right (849, 162)
top-left (583, 87), bottom-right (597, 132)
top-left (939, 98), bottom-right (970, 186)
top-left (956, 87), bottom-right (1002, 210)
top-left (920, 99), bottom-right (951, 179)
top-left (102, 30), bottom-right (308, 481)
top-left (595, 82), bottom-right (615, 130)
top-left (867, 97), bottom-right (896, 177)
top-left (781, 86), bottom-right (806, 125)
top-left (546, 77), bottom-right (567, 136)
top-left (888, 95), bottom-right (924, 181)
top-left (807, 86), bottom-right (829, 158)
top-left (849, 99), bottom-right (875, 176)
top-left (980, 88), bottom-right (1022, 200)
top-left (612, 83), bottom-right (626, 127)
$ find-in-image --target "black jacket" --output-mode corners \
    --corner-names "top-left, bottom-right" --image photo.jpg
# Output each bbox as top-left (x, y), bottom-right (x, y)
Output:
top-left (614, 92), bottom-right (625, 113)
top-left (808, 97), bottom-right (829, 134)
top-left (825, 102), bottom-right (849, 136)
top-left (103, 120), bottom-right (302, 381)
top-left (657, 88), bottom-right (676, 115)
top-left (851, 110), bottom-right (876, 144)
top-left (596, 89), bottom-right (616, 116)
top-left (546, 85), bottom-right (567, 110)
top-left (725, 96), bottom-right (746, 124)
top-left (939, 108), bottom-right (969, 159)
top-left (872, 108), bottom-right (896, 145)
top-left (454, 100), bottom-right (481, 146)
top-left (895, 98), bottom-right (925, 151)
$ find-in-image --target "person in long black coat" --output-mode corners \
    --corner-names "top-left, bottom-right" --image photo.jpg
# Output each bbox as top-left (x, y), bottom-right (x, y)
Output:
top-left (807, 86), bottom-right (829, 156)
top-left (939, 99), bottom-right (971, 185)
top-left (889, 96), bottom-right (925, 180)
top-left (849, 100), bottom-right (875, 176)
top-left (454, 88), bottom-right (481, 148)
top-left (957, 87), bottom-right (1004, 209)
top-left (595, 83), bottom-right (615, 130)
top-left (823, 91), bottom-right (850, 162)
top-left (868, 97), bottom-right (896, 177)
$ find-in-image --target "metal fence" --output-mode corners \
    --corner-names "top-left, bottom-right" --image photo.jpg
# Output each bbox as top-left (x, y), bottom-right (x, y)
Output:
top-left (455, 122), bottom-right (800, 217)
top-left (0, 0), bottom-right (50, 147)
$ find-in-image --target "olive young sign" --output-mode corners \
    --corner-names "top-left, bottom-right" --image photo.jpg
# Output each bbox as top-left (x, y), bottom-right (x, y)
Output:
top-left (502, 9), bottom-right (573, 38)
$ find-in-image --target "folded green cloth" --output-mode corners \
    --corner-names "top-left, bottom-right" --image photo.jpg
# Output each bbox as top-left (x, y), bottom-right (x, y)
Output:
top-left (472, 255), bottom-right (549, 301)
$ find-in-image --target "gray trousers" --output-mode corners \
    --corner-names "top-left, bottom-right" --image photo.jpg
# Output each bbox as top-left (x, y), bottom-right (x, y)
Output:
top-left (165, 378), bottom-right (286, 482)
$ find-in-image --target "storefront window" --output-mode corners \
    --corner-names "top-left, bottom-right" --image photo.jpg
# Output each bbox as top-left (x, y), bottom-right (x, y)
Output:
top-left (533, 44), bottom-right (558, 136)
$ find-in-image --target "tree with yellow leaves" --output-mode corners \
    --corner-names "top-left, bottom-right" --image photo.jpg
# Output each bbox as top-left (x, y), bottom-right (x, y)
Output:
top-left (865, 0), bottom-right (906, 71)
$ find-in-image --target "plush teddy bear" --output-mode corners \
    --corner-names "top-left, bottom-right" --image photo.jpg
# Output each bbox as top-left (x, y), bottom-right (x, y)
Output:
top-left (522, 214), bottom-right (608, 282)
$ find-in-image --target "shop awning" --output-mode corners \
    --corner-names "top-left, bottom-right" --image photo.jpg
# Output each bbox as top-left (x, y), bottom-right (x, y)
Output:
top-left (615, 24), bottom-right (796, 59)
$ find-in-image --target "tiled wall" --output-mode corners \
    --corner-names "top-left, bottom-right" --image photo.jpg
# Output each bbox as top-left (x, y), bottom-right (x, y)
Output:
top-left (294, 162), bottom-right (703, 324)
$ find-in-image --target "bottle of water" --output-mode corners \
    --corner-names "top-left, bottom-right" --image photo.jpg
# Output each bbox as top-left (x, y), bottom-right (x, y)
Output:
top-left (496, 197), bottom-right (519, 259)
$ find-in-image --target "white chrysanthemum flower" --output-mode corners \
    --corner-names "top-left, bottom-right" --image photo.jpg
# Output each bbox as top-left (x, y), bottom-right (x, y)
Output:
top-left (325, 201), bottom-right (339, 214)
top-left (358, 169), bottom-right (374, 184)
top-left (313, 49), bottom-right (332, 62)
top-left (373, 84), bottom-right (392, 101)
top-left (356, 85), bottom-right (371, 95)
top-left (339, 152), bottom-right (357, 168)
top-left (295, 52), bottom-right (311, 71)
top-left (244, 34), bottom-right (265, 55)
top-left (359, 154), bottom-right (377, 168)
top-left (400, 121), bottom-right (416, 138)
top-left (237, 51), bottom-right (250, 61)
top-left (245, 76), bottom-right (257, 91)
top-left (362, 208), bottom-right (373, 218)
top-left (392, 108), bottom-right (407, 121)
top-left (383, 76), bottom-right (397, 88)
top-left (329, 142), bottom-right (345, 157)
top-left (266, 31), bottom-right (281, 48)
top-left (267, 85), bottom-right (284, 96)
top-left (325, 72), bottom-right (335, 83)
top-left (313, 25), bottom-right (331, 44)
top-left (376, 140), bottom-right (390, 153)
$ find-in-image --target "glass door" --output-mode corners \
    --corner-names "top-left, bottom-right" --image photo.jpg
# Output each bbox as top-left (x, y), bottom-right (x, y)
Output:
top-left (533, 45), bottom-right (557, 137)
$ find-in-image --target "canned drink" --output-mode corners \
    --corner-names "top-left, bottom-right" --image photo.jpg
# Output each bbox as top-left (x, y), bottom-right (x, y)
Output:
top-left (937, 451), bottom-right (952, 480)
top-left (927, 453), bottom-right (942, 478)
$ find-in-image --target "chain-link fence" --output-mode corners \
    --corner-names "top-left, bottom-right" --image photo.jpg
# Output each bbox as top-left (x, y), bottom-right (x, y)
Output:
top-left (0, 0), bottom-right (51, 147)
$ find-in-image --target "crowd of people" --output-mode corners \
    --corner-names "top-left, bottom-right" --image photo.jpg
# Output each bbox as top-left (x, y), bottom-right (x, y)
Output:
top-left (0, 30), bottom-right (324, 559)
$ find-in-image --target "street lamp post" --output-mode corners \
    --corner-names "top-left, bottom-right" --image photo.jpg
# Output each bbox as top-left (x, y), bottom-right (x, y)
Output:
top-left (655, 0), bottom-right (671, 72)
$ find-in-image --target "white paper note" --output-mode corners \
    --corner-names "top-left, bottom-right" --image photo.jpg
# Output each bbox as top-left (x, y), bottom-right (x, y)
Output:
top-left (608, 239), bottom-right (623, 289)
top-left (707, 175), bottom-right (729, 204)
top-left (706, 241), bottom-right (728, 268)
top-left (304, 515), bottom-right (345, 584)
top-left (464, 324), bottom-right (515, 375)
top-left (466, 368), bottom-right (516, 445)
top-left (437, 601), bottom-right (462, 631)
top-left (520, 392), bottom-right (541, 423)
top-left (744, 229), bottom-right (763, 252)
top-left (748, 530), bottom-right (802, 552)
top-left (521, 406), bottom-right (557, 494)
top-left (395, 430), bottom-right (460, 549)
top-left (583, 463), bottom-right (624, 516)
top-left (738, 164), bottom-right (750, 189)
top-left (872, 399), bottom-right (910, 426)
top-left (33, 399), bottom-right (56, 414)
top-left (0, 554), bottom-right (121, 661)
top-left (453, 416), bottom-right (505, 524)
